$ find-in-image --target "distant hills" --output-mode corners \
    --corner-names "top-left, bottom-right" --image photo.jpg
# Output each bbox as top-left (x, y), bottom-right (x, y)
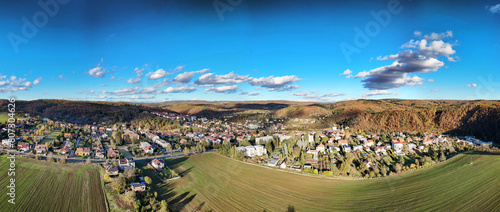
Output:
top-left (1, 99), bottom-right (499, 144)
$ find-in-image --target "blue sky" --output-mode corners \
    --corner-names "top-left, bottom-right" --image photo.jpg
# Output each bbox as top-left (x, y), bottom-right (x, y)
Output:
top-left (1, 0), bottom-right (499, 102)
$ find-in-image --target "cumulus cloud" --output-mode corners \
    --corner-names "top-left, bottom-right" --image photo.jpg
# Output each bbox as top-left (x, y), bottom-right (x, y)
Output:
top-left (292, 91), bottom-right (343, 102)
top-left (146, 69), bottom-right (168, 80)
top-left (486, 4), bottom-right (500, 13)
top-left (249, 75), bottom-right (301, 91)
top-left (153, 78), bottom-right (172, 88)
top-left (195, 72), bottom-right (250, 86)
top-left (77, 90), bottom-right (95, 94)
top-left (205, 85), bottom-right (238, 93)
top-left (162, 86), bottom-right (196, 93)
top-left (127, 67), bottom-right (144, 84)
top-left (414, 30), bottom-right (422, 37)
top-left (248, 92), bottom-right (260, 96)
top-left (239, 91), bottom-right (248, 95)
top-left (0, 75), bottom-right (39, 93)
top-left (340, 69), bottom-right (352, 75)
top-left (355, 31), bottom-right (457, 90)
top-left (145, 66), bottom-right (184, 80)
top-left (103, 86), bottom-right (158, 96)
top-left (423, 31), bottom-right (453, 40)
top-left (363, 90), bottom-right (397, 98)
top-left (129, 95), bottom-right (156, 100)
top-left (466, 83), bottom-right (477, 87)
top-left (291, 91), bottom-right (315, 96)
top-left (33, 77), bottom-right (42, 85)
top-left (173, 68), bottom-right (209, 84)
top-left (87, 60), bottom-right (106, 78)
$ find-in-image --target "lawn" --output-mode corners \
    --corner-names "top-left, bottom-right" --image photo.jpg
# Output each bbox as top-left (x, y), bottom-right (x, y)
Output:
top-left (152, 152), bottom-right (500, 211)
top-left (0, 155), bottom-right (107, 212)
top-left (0, 113), bottom-right (11, 124)
top-left (41, 129), bottom-right (61, 145)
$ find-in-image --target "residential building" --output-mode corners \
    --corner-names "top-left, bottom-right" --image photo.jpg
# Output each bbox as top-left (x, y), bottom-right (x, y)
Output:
top-left (338, 140), bottom-right (349, 146)
top-left (107, 148), bottom-right (119, 158)
top-left (17, 142), bottom-right (30, 151)
top-left (151, 159), bottom-right (164, 170)
top-left (119, 158), bottom-right (135, 170)
top-left (2, 139), bottom-right (14, 148)
top-left (236, 145), bottom-right (267, 157)
top-left (255, 136), bottom-right (273, 145)
top-left (130, 183), bottom-right (146, 192)
top-left (316, 143), bottom-right (325, 152)
top-left (306, 149), bottom-right (319, 160)
top-left (76, 147), bottom-right (91, 157)
top-left (105, 164), bottom-right (119, 176)
top-left (35, 144), bottom-right (48, 154)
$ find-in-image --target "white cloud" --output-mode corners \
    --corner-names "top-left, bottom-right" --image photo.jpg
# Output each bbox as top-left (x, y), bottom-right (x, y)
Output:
top-left (103, 86), bottom-right (158, 96)
top-left (248, 92), bottom-right (260, 96)
top-left (431, 89), bottom-right (439, 92)
top-left (340, 69), bottom-right (352, 75)
top-left (239, 91), bottom-right (248, 95)
top-left (77, 90), bottom-right (95, 95)
top-left (146, 69), bottom-right (168, 80)
top-left (268, 85), bottom-right (300, 91)
top-left (423, 31), bottom-right (453, 40)
top-left (127, 67), bottom-right (145, 84)
top-left (292, 91), bottom-right (343, 102)
top-left (129, 95), bottom-right (155, 100)
top-left (127, 78), bottom-right (141, 84)
top-left (205, 85), bottom-right (238, 93)
top-left (33, 77), bottom-right (42, 85)
top-left (153, 78), bottom-right (172, 88)
top-left (291, 91), bottom-right (314, 96)
top-left (87, 61), bottom-right (106, 78)
top-left (0, 76), bottom-right (37, 93)
top-left (356, 31), bottom-right (456, 90)
top-left (195, 72), bottom-right (250, 86)
top-left (363, 90), bottom-right (397, 98)
top-left (58, 74), bottom-right (64, 79)
top-left (249, 75), bottom-right (301, 91)
top-left (414, 31), bottom-right (422, 37)
top-left (486, 4), bottom-right (500, 13)
top-left (162, 86), bottom-right (196, 93)
top-left (146, 66), bottom-right (183, 80)
top-left (173, 68), bottom-right (209, 84)
top-left (466, 83), bottom-right (477, 87)
top-left (427, 79), bottom-right (434, 82)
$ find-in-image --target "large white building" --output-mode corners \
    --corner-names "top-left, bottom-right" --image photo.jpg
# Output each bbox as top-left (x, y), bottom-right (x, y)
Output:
top-left (236, 145), bottom-right (267, 157)
top-left (255, 136), bottom-right (273, 145)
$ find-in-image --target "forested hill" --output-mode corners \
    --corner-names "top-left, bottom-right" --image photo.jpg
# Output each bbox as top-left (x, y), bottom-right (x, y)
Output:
top-left (1, 99), bottom-right (499, 144)
top-left (0, 99), bottom-right (167, 124)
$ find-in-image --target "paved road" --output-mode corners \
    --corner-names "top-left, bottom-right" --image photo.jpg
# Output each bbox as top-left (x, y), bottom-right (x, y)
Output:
top-left (0, 149), bottom-right (216, 163)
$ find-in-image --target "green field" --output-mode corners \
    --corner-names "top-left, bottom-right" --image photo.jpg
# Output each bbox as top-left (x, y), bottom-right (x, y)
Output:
top-left (151, 152), bottom-right (500, 211)
top-left (0, 113), bottom-right (10, 124)
top-left (0, 155), bottom-right (107, 212)
top-left (41, 129), bottom-right (61, 144)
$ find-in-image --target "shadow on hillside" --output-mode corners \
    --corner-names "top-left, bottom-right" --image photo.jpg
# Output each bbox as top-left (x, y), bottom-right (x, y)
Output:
top-left (165, 156), bottom-right (189, 169)
top-left (445, 105), bottom-right (500, 145)
top-left (461, 151), bottom-right (500, 156)
top-left (168, 191), bottom-right (197, 212)
top-left (232, 103), bottom-right (290, 110)
top-left (177, 167), bottom-right (193, 177)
